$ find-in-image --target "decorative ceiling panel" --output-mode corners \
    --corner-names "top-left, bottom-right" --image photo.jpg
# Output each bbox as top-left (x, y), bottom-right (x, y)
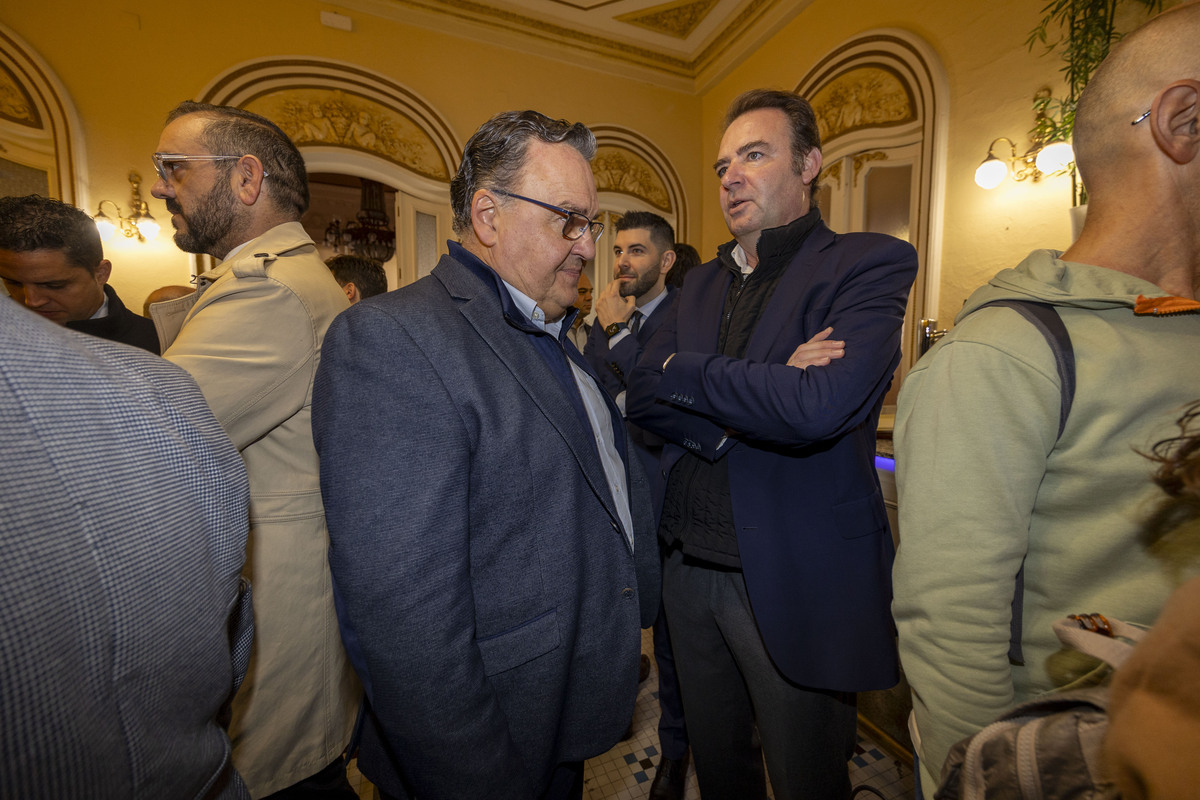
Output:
top-left (350, 0), bottom-right (812, 90)
top-left (616, 0), bottom-right (719, 40)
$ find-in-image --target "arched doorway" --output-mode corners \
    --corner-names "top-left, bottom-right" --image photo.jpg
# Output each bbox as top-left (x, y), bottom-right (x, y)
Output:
top-left (796, 29), bottom-right (949, 385)
top-left (0, 23), bottom-right (85, 204)
top-left (194, 58), bottom-right (459, 286)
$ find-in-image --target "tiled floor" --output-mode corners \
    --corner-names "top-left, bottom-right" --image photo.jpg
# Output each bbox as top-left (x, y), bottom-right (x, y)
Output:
top-left (347, 626), bottom-right (915, 800)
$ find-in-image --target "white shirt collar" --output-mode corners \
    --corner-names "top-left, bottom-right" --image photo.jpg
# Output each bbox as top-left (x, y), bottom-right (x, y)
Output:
top-left (731, 243), bottom-right (754, 275)
top-left (500, 279), bottom-right (564, 337)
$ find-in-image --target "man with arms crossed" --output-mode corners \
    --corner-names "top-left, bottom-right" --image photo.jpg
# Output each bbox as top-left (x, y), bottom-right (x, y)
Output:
top-left (627, 89), bottom-right (916, 799)
top-left (312, 110), bottom-right (659, 800)
top-left (894, 4), bottom-right (1200, 792)
top-left (149, 101), bottom-right (359, 799)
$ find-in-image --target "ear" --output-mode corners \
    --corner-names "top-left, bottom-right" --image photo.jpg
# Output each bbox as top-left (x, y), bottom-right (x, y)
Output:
top-left (94, 258), bottom-right (112, 286)
top-left (471, 189), bottom-right (500, 248)
top-left (801, 148), bottom-right (824, 186)
top-left (342, 281), bottom-right (360, 304)
top-left (231, 154), bottom-right (268, 206)
top-left (660, 247), bottom-right (677, 277)
top-left (1150, 80), bottom-right (1200, 165)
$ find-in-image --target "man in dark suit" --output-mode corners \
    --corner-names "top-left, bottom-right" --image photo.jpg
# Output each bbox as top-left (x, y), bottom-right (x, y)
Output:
top-left (0, 194), bottom-right (159, 353)
top-left (584, 210), bottom-right (689, 799)
top-left (627, 89), bottom-right (917, 800)
top-left (312, 110), bottom-right (659, 800)
top-left (566, 270), bottom-right (592, 352)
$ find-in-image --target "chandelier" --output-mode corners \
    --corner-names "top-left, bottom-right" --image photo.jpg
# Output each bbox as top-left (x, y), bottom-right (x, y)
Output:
top-left (324, 178), bottom-right (396, 262)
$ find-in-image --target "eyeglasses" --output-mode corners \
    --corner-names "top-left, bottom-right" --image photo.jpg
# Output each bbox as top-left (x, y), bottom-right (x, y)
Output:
top-left (1132, 109), bottom-right (1151, 125)
top-left (492, 189), bottom-right (604, 242)
top-left (152, 153), bottom-right (266, 183)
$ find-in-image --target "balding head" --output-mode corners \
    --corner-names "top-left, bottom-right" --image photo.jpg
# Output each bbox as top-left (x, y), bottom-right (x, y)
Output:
top-left (1073, 1), bottom-right (1200, 200)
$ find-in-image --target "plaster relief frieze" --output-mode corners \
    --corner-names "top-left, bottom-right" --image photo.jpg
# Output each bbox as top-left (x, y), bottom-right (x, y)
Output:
top-left (810, 66), bottom-right (914, 145)
top-left (247, 89), bottom-right (449, 181)
top-left (592, 147), bottom-right (671, 211)
top-left (820, 160), bottom-right (842, 188)
top-left (0, 62), bottom-right (40, 127)
top-left (615, 0), bottom-right (718, 40)
top-left (852, 151), bottom-right (887, 186)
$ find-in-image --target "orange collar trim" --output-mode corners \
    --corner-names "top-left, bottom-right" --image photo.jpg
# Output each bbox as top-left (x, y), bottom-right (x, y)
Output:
top-left (1134, 294), bottom-right (1200, 315)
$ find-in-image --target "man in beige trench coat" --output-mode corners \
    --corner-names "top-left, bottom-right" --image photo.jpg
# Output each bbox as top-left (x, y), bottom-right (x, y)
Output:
top-left (149, 100), bottom-right (360, 799)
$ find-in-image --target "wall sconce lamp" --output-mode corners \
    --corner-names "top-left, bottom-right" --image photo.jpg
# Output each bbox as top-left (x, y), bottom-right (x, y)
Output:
top-left (974, 136), bottom-right (1075, 189)
top-left (974, 88), bottom-right (1075, 190)
top-left (95, 171), bottom-right (160, 242)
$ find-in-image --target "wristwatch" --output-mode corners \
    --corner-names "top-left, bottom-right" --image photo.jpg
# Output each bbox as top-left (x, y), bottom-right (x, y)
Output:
top-left (604, 321), bottom-right (627, 338)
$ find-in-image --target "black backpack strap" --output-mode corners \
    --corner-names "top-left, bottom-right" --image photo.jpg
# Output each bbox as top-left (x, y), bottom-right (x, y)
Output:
top-left (975, 300), bottom-right (1075, 665)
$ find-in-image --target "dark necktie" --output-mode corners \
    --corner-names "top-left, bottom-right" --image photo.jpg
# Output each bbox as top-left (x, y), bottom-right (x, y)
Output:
top-left (629, 309), bottom-right (643, 337)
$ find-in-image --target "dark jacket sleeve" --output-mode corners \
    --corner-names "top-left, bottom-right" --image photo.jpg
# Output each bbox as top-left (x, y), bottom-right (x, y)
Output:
top-left (629, 235), bottom-right (917, 456)
top-left (584, 321), bottom-right (644, 401)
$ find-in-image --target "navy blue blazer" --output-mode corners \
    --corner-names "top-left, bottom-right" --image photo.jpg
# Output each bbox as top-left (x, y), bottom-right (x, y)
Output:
top-left (627, 221), bottom-right (916, 692)
top-left (313, 249), bottom-right (659, 800)
top-left (584, 287), bottom-right (677, 482)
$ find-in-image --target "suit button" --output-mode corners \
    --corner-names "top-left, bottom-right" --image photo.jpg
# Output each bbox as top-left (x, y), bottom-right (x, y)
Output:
top-left (622, 588), bottom-right (634, 599)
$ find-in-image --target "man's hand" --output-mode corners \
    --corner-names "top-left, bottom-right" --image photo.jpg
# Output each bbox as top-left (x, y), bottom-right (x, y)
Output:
top-left (594, 279), bottom-right (637, 329)
top-left (787, 327), bottom-right (844, 369)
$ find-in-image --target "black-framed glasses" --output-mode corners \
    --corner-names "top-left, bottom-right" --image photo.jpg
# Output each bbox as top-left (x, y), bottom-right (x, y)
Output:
top-left (493, 189), bottom-right (604, 242)
top-left (152, 152), bottom-right (267, 183)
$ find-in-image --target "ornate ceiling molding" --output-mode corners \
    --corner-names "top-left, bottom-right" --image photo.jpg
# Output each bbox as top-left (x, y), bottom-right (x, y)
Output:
top-left (350, 0), bottom-right (802, 90)
top-left (615, 0), bottom-right (719, 40)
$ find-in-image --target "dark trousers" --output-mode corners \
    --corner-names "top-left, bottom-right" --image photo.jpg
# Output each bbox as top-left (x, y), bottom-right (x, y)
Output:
top-left (652, 601), bottom-right (689, 760)
top-left (662, 548), bottom-right (857, 800)
top-left (379, 761), bottom-right (581, 800)
top-left (541, 761), bottom-right (584, 800)
top-left (262, 758), bottom-right (358, 800)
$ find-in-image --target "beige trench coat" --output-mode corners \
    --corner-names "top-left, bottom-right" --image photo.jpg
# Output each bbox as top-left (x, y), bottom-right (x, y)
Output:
top-left (155, 222), bottom-right (360, 797)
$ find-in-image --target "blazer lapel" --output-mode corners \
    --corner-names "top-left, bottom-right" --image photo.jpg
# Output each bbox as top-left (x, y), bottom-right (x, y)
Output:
top-left (637, 289), bottom-right (676, 345)
top-left (437, 257), bottom-right (631, 543)
top-left (745, 222), bottom-right (836, 362)
top-left (682, 263), bottom-right (732, 353)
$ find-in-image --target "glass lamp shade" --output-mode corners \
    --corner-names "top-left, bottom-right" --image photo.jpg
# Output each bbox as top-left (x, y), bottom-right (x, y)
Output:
top-left (136, 214), bottom-right (160, 241)
top-left (974, 156), bottom-right (1008, 190)
top-left (94, 212), bottom-right (118, 240)
top-left (1035, 141), bottom-right (1074, 175)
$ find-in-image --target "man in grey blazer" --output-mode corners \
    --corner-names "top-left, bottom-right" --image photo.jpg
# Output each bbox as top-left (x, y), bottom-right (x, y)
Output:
top-left (313, 110), bottom-right (660, 800)
top-left (0, 295), bottom-right (252, 799)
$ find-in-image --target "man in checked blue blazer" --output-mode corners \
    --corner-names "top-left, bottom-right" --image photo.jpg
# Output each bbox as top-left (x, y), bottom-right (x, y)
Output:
top-left (0, 292), bottom-right (252, 799)
top-left (312, 110), bottom-right (659, 800)
top-left (627, 89), bottom-right (917, 800)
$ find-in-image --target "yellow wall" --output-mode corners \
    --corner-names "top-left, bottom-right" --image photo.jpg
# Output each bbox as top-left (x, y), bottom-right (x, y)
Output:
top-left (701, 0), bottom-right (1086, 324)
top-left (0, 0), bottom-right (704, 311)
top-left (0, 0), bottom-right (1166, 324)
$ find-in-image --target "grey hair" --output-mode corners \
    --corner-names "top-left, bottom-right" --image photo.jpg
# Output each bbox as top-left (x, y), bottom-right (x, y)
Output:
top-left (450, 110), bottom-right (596, 237)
